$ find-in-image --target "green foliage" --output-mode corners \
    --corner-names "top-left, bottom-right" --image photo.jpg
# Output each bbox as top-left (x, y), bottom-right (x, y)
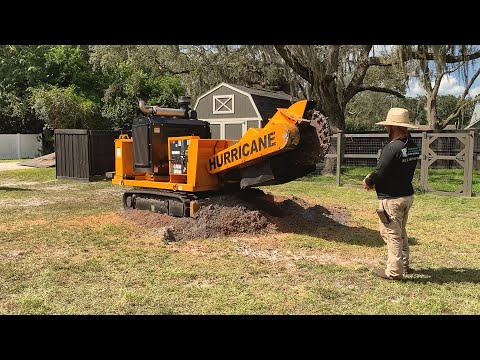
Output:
top-left (1, 45), bottom-right (477, 134)
top-left (346, 94), bottom-right (424, 132)
top-left (30, 86), bottom-right (107, 130)
top-left (44, 46), bottom-right (92, 89)
top-left (400, 97), bottom-right (427, 125)
top-left (99, 60), bottom-right (185, 128)
top-left (401, 95), bottom-right (475, 128)
top-left (0, 46), bottom-right (48, 125)
top-left (89, 45), bottom-right (291, 102)
top-left (346, 93), bottom-right (475, 132)
top-left (345, 92), bottom-right (396, 132)
top-left (436, 95), bottom-right (474, 128)
top-left (333, 64), bottom-right (408, 132)
top-left (0, 45), bottom-right (104, 133)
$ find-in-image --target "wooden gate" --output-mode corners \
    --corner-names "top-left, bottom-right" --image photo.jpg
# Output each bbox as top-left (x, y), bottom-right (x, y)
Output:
top-left (420, 130), bottom-right (475, 196)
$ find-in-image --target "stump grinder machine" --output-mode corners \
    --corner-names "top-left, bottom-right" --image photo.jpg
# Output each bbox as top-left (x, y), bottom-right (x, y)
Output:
top-left (112, 97), bottom-right (330, 217)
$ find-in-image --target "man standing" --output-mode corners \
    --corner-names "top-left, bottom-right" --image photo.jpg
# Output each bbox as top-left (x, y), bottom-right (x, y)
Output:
top-left (363, 108), bottom-right (420, 280)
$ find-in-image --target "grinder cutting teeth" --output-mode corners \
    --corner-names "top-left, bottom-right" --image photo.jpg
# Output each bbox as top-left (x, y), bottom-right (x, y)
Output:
top-left (238, 101), bottom-right (331, 188)
top-left (294, 108), bottom-right (331, 166)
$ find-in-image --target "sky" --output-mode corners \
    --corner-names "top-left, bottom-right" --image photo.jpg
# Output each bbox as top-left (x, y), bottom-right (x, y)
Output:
top-left (371, 45), bottom-right (480, 99)
top-left (405, 72), bottom-right (480, 98)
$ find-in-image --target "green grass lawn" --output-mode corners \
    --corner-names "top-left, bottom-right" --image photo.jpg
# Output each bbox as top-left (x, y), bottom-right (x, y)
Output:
top-left (314, 166), bottom-right (480, 194)
top-left (1, 167), bottom-right (480, 314)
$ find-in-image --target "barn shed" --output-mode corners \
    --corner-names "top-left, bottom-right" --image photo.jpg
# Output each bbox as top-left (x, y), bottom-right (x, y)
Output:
top-left (465, 103), bottom-right (480, 130)
top-left (194, 83), bottom-right (292, 140)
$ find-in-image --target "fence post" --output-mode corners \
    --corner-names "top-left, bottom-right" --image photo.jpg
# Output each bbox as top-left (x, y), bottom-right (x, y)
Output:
top-left (16, 133), bottom-right (21, 159)
top-left (420, 131), bottom-right (428, 193)
top-left (464, 130), bottom-right (475, 197)
top-left (336, 130), bottom-right (343, 186)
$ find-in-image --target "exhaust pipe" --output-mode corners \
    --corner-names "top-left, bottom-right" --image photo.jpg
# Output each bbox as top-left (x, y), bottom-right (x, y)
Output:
top-left (138, 99), bottom-right (187, 118)
top-left (138, 99), bottom-right (153, 115)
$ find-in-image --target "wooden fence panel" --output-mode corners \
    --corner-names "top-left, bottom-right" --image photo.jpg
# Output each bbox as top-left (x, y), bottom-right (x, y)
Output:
top-left (313, 130), bottom-right (477, 197)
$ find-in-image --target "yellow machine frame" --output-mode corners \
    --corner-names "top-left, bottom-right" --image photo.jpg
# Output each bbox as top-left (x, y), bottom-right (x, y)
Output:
top-left (112, 100), bottom-right (312, 193)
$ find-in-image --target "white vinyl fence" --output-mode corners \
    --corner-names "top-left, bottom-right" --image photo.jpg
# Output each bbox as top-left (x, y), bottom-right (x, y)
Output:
top-left (0, 133), bottom-right (42, 159)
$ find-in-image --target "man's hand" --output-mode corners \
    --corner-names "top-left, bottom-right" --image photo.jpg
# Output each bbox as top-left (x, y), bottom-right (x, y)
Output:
top-left (363, 176), bottom-right (374, 191)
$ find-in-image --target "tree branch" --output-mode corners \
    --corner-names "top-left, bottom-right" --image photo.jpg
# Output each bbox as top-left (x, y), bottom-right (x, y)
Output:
top-left (368, 56), bottom-right (394, 66)
top-left (418, 54), bottom-right (433, 92)
top-left (147, 47), bottom-right (191, 75)
top-left (344, 45), bottom-right (375, 103)
top-left (441, 100), bottom-right (475, 129)
top-left (297, 80), bottom-right (308, 99)
top-left (370, 49), bottom-right (480, 67)
top-left (404, 49), bottom-right (480, 63)
top-left (353, 85), bottom-right (405, 98)
top-left (444, 62), bottom-right (464, 75)
top-left (274, 45), bottom-right (313, 83)
top-left (461, 66), bottom-right (480, 99)
top-left (152, 57), bottom-right (190, 75)
top-left (440, 67), bottom-right (480, 129)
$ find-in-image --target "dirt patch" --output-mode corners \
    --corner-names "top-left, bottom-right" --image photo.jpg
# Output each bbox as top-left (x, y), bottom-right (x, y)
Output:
top-left (0, 218), bottom-right (50, 232)
top-left (0, 198), bottom-right (54, 208)
top-left (0, 181), bottom-right (40, 187)
top-left (96, 188), bottom-right (125, 195)
top-left (0, 163), bottom-right (35, 172)
top-left (60, 213), bottom-right (124, 228)
top-left (234, 240), bottom-right (376, 267)
top-left (121, 192), bottom-right (352, 242)
top-left (0, 250), bottom-right (27, 260)
top-left (43, 184), bottom-right (78, 191)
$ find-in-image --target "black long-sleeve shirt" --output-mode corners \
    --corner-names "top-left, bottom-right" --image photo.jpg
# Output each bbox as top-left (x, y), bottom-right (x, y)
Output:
top-left (365, 135), bottom-right (420, 199)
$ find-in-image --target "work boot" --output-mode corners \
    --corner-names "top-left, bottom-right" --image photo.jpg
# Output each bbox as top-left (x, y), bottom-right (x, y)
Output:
top-left (372, 268), bottom-right (403, 281)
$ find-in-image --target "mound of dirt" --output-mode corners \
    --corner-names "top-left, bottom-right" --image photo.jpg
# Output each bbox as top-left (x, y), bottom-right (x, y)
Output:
top-left (19, 153), bottom-right (55, 168)
top-left (121, 192), bottom-right (352, 242)
top-left (122, 194), bottom-right (273, 242)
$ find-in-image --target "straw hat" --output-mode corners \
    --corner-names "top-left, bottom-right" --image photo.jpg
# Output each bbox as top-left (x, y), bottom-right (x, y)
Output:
top-left (376, 108), bottom-right (418, 129)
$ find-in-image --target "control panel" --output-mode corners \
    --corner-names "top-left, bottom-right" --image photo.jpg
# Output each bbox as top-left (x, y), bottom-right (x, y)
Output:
top-left (169, 139), bottom-right (189, 175)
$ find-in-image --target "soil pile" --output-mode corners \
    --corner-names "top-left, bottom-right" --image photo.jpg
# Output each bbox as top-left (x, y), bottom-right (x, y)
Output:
top-left (19, 153), bottom-right (55, 168)
top-left (121, 193), bottom-right (351, 242)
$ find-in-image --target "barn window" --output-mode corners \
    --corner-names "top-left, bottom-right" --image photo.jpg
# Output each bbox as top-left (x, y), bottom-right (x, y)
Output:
top-left (213, 95), bottom-right (234, 114)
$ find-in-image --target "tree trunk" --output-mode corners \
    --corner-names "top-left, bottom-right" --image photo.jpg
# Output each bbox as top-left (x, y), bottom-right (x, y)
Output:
top-left (318, 93), bottom-right (345, 174)
top-left (426, 93), bottom-right (439, 129)
top-left (315, 78), bottom-right (346, 132)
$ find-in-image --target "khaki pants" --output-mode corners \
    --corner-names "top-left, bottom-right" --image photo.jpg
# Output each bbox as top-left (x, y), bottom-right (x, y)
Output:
top-left (378, 195), bottom-right (414, 279)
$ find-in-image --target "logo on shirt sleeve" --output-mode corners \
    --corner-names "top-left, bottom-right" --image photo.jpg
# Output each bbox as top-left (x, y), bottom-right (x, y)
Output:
top-left (401, 146), bottom-right (420, 162)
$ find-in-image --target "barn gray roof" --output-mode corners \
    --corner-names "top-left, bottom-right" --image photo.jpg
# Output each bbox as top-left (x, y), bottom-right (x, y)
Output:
top-left (225, 83), bottom-right (293, 120)
top-left (230, 84), bottom-right (293, 101)
top-left (194, 82), bottom-right (296, 121)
